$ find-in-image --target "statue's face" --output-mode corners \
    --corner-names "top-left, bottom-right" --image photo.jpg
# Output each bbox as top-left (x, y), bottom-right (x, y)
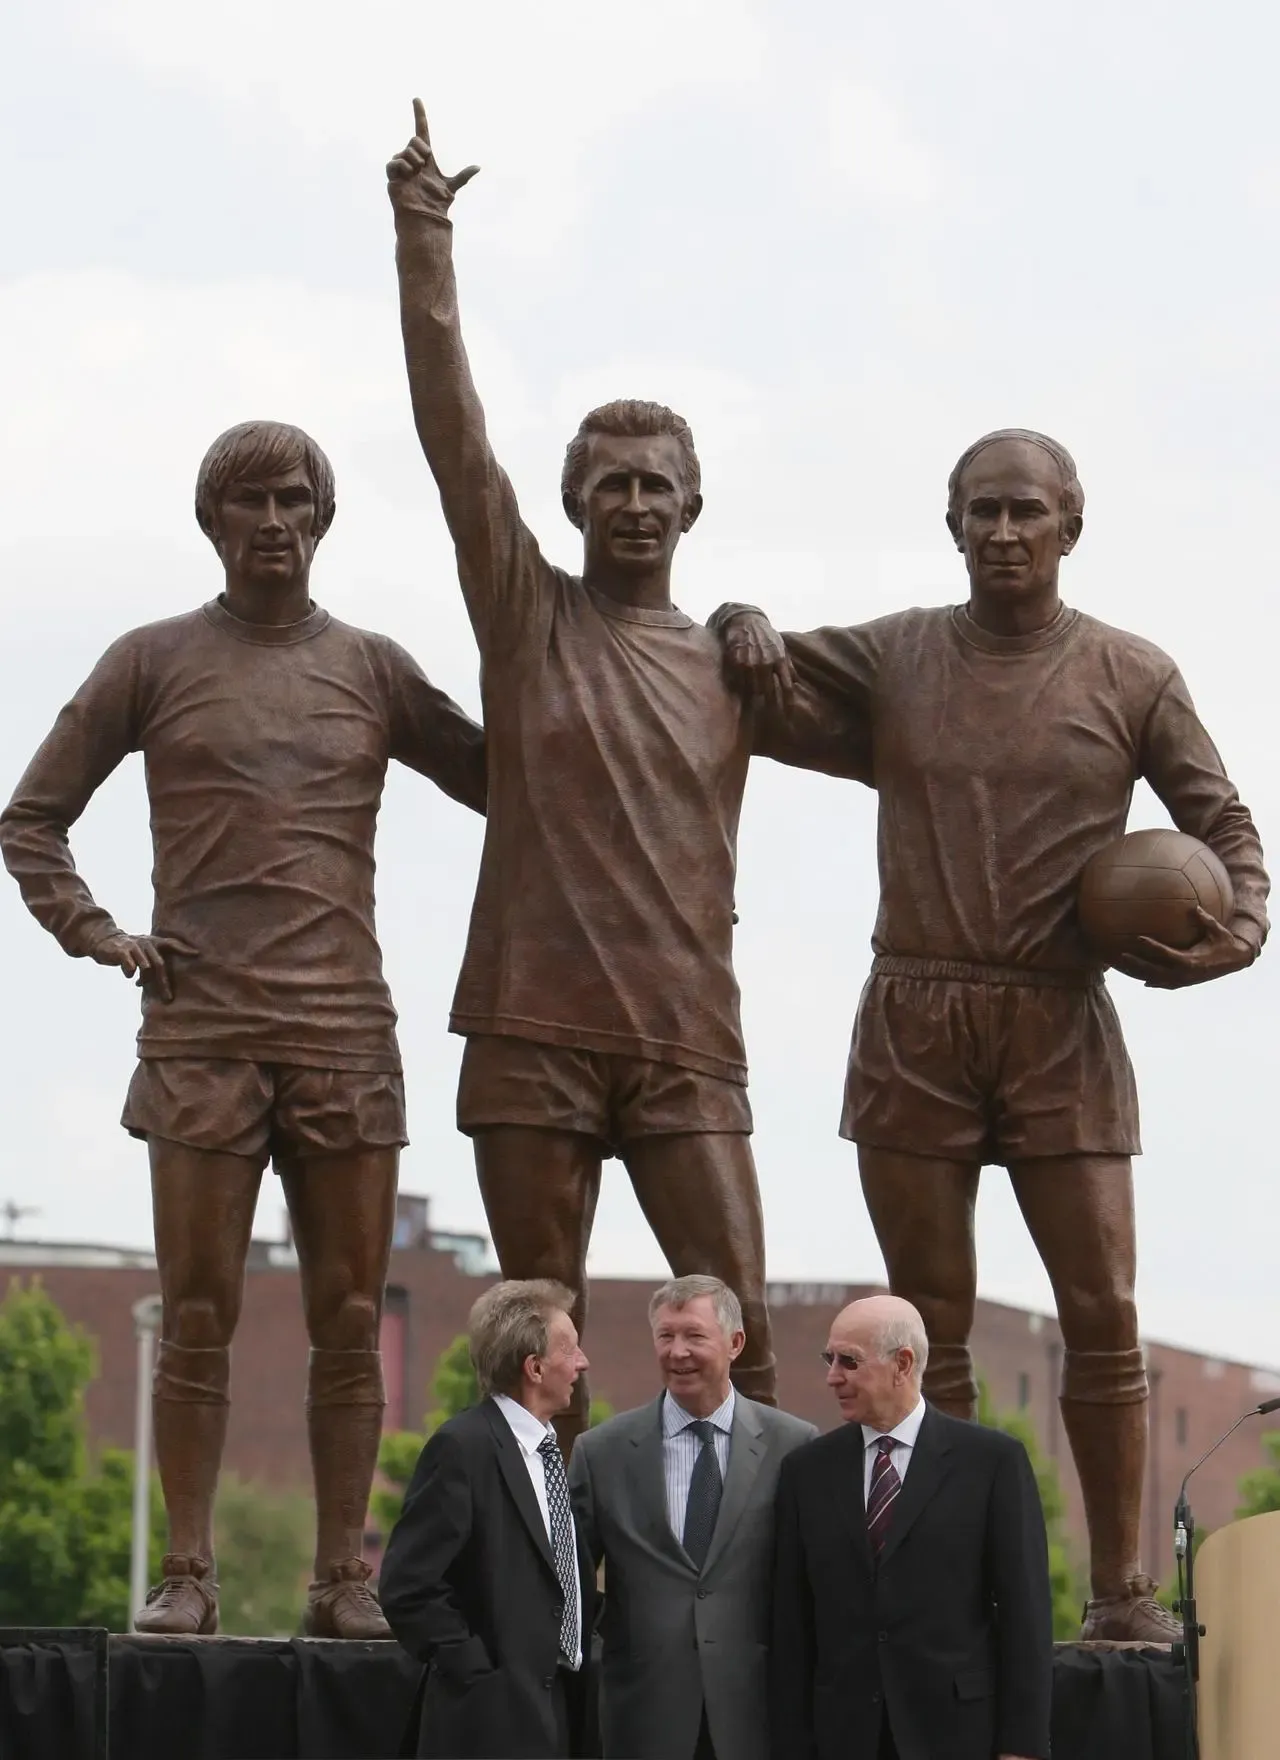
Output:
top-left (569, 432), bottom-right (700, 575)
top-left (947, 437), bottom-right (1080, 604)
top-left (214, 462), bottom-right (318, 589)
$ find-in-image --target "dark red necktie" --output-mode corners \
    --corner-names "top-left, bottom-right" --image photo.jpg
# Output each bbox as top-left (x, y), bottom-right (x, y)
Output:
top-left (866, 1436), bottom-right (901, 1553)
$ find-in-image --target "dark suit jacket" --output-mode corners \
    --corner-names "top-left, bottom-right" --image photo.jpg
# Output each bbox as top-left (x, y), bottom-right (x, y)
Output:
top-left (379, 1398), bottom-right (597, 1759)
top-left (770, 1404), bottom-right (1053, 1760)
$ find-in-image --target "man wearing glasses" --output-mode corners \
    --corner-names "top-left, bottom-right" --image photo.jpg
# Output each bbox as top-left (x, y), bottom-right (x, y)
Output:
top-left (770, 1295), bottom-right (1053, 1760)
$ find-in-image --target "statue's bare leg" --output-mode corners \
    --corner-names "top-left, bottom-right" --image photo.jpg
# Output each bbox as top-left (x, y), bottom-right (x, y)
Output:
top-left (474, 1126), bottom-right (603, 1451)
top-left (857, 1146), bottom-right (982, 1416)
top-left (1008, 1154), bottom-right (1167, 1634)
top-left (138, 1138), bottom-right (263, 1633)
top-left (279, 1147), bottom-right (399, 1638)
top-left (622, 1133), bottom-right (776, 1406)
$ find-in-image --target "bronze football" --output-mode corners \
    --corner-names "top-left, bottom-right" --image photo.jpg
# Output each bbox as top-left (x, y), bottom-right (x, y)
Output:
top-left (1078, 828), bottom-right (1234, 964)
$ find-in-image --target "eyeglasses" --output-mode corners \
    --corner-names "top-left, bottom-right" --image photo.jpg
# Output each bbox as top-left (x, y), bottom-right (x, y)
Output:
top-left (820, 1349), bottom-right (864, 1373)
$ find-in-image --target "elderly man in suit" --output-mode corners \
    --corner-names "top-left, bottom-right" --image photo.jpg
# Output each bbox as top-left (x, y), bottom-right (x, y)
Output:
top-left (770, 1294), bottom-right (1053, 1760)
top-left (569, 1274), bottom-right (817, 1760)
top-left (380, 1280), bottom-right (596, 1759)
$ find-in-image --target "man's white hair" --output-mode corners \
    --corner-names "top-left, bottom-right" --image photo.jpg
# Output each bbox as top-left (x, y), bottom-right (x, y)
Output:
top-left (871, 1307), bottom-right (929, 1379)
top-left (648, 1274), bottom-right (743, 1338)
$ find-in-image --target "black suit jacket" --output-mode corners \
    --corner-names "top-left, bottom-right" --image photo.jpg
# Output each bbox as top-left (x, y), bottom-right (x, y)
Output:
top-left (770, 1404), bottom-right (1053, 1760)
top-left (379, 1398), bottom-right (597, 1759)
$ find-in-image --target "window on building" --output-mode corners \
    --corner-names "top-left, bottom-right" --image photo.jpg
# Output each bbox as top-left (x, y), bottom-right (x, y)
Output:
top-left (1175, 1407), bottom-right (1188, 1448)
top-left (1017, 1372), bottom-right (1031, 1410)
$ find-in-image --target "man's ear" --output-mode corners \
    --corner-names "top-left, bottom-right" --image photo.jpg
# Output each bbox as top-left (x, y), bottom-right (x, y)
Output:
top-left (562, 490), bottom-right (585, 531)
top-left (945, 509), bottom-right (965, 553)
top-left (681, 492), bottom-right (704, 534)
top-left (1059, 512), bottom-right (1083, 555)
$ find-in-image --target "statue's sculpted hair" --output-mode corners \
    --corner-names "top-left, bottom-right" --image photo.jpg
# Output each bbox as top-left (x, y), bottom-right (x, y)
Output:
top-left (947, 428), bottom-right (1084, 525)
top-left (561, 400), bottom-right (701, 508)
top-left (194, 420), bottom-right (337, 545)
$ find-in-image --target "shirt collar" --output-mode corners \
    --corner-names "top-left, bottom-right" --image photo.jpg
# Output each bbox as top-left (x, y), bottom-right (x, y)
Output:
top-left (862, 1395), bottom-right (927, 1453)
top-left (493, 1392), bottom-right (557, 1456)
top-left (663, 1386), bottom-right (736, 1438)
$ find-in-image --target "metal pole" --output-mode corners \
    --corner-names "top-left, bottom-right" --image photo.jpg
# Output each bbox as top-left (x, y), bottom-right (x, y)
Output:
top-left (130, 1296), bottom-right (163, 1625)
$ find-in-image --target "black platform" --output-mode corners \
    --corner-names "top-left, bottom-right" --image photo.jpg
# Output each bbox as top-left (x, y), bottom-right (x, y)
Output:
top-left (0, 1630), bottom-right (1187, 1760)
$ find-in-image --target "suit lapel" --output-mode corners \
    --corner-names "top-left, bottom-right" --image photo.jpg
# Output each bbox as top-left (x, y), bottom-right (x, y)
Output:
top-left (700, 1395), bottom-right (765, 1577)
top-left (481, 1397), bottom-right (557, 1581)
top-left (877, 1403), bottom-right (952, 1568)
top-left (628, 1396), bottom-right (695, 1571)
top-left (826, 1421), bottom-right (874, 1577)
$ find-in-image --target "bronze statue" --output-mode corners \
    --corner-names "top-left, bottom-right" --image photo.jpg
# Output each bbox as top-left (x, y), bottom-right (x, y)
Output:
top-left (0, 420), bottom-right (487, 1637)
top-left (386, 100), bottom-right (866, 1444)
top-left (712, 429), bottom-right (1269, 1641)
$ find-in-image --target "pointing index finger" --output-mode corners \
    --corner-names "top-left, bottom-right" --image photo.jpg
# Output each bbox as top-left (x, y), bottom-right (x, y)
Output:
top-left (412, 97), bottom-right (430, 145)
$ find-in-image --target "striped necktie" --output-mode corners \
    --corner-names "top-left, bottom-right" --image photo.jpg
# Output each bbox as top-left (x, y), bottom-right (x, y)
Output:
top-left (866, 1436), bottom-right (901, 1553)
top-left (536, 1434), bottom-right (580, 1665)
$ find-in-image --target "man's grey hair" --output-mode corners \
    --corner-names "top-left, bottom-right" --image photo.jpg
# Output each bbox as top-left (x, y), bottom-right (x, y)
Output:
top-left (870, 1308), bottom-right (929, 1380)
top-left (468, 1278), bottom-right (575, 1398)
top-left (647, 1274), bottom-right (743, 1338)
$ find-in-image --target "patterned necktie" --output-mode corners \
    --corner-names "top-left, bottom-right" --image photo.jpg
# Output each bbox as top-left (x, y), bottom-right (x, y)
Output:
top-left (682, 1419), bottom-right (724, 1569)
top-left (537, 1434), bottom-right (580, 1665)
top-left (866, 1436), bottom-right (901, 1554)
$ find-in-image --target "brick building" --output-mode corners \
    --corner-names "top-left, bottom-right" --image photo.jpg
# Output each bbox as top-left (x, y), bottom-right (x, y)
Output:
top-left (4, 1192), bottom-right (1277, 1580)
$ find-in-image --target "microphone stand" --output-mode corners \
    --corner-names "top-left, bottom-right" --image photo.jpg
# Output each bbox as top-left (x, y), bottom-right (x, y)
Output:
top-left (1171, 1395), bottom-right (1280, 1760)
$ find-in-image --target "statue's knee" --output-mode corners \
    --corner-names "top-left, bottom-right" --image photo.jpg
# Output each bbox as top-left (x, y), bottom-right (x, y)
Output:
top-left (165, 1294), bottom-right (235, 1350)
top-left (311, 1291), bottom-right (380, 1353)
top-left (1060, 1287), bottom-right (1139, 1355)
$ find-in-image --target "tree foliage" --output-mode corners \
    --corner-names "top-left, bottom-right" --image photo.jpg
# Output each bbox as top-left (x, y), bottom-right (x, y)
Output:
top-left (976, 1377), bottom-right (1085, 1641)
top-left (0, 1278), bottom-right (164, 1627)
top-left (373, 1334), bottom-right (613, 1537)
top-left (0, 1277), bottom-right (317, 1636)
top-left (1236, 1430), bottom-right (1280, 1519)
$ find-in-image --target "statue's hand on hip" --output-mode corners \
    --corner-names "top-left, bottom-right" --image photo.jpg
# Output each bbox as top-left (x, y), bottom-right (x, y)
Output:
top-left (386, 97), bottom-right (479, 218)
top-left (719, 608), bottom-right (795, 713)
top-left (89, 932), bottom-right (197, 1003)
top-left (1110, 907), bottom-right (1257, 990)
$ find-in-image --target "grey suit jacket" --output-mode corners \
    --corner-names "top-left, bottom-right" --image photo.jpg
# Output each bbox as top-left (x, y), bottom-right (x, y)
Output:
top-left (569, 1394), bottom-right (818, 1760)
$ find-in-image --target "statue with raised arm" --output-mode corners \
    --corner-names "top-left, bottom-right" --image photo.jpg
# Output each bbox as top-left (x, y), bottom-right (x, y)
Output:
top-left (386, 100), bottom-right (866, 1444)
top-left (0, 420), bottom-right (486, 1637)
top-left (712, 429), bottom-right (1269, 1641)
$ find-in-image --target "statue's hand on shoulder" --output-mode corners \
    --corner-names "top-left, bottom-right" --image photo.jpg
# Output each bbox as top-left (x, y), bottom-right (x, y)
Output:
top-left (386, 97), bottom-right (479, 219)
top-left (716, 606), bottom-right (795, 712)
top-left (1111, 907), bottom-right (1257, 990)
top-left (89, 932), bottom-right (197, 1003)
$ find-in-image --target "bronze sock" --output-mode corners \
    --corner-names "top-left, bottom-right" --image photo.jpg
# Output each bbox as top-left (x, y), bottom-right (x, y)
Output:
top-left (152, 1341), bottom-right (231, 1565)
top-left (1059, 1347), bottom-right (1148, 1597)
top-left (922, 1341), bottom-right (978, 1419)
top-left (306, 1347), bottom-right (385, 1576)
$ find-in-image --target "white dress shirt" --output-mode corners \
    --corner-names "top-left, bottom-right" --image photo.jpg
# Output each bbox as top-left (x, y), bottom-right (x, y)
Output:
top-left (860, 1395), bottom-right (927, 1503)
top-left (493, 1393), bottom-right (582, 1668)
top-left (662, 1386), bottom-right (735, 1539)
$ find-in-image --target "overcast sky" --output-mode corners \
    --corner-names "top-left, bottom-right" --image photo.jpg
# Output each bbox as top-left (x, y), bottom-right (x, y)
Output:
top-left (2, 1), bottom-right (1276, 1367)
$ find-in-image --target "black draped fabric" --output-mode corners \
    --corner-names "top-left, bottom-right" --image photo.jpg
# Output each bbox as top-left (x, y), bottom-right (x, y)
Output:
top-left (0, 1634), bottom-right (1184, 1760)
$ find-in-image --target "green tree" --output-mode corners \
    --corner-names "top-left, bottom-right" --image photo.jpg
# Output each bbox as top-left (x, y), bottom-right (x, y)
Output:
top-left (976, 1377), bottom-right (1085, 1640)
top-left (1236, 1430), bottom-right (1280, 1519)
top-left (214, 1473), bottom-right (315, 1635)
top-left (0, 1279), bottom-right (164, 1628)
top-left (373, 1334), bottom-right (613, 1536)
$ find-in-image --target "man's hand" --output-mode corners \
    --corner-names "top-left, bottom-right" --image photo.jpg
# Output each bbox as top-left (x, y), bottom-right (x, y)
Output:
top-left (386, 97), bottom-right (479, 216)
top-left (89, 932), bottom-right (196, 1003)
top-left (719, 608), bottom-right (795, 713)
top-left (1110, 907), bottom-right (1256, 989)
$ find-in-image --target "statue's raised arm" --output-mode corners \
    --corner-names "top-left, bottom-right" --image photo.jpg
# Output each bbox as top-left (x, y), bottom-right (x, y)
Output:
top-left (387, 99), bottom-right (542, 654)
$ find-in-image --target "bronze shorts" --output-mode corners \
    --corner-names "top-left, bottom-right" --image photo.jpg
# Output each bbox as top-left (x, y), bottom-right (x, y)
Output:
top-left (457, 1034), bottom-right (752, 1155)
top-left (842, 957), bottom-right (1140, 1165)
top-left (122, 1058), bottom-right (408, 1167)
